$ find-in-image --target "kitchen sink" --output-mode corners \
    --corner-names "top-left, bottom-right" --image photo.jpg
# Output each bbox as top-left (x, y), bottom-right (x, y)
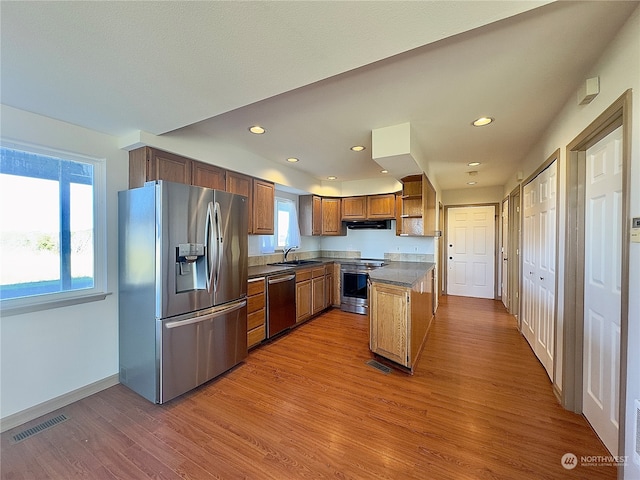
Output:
top-left (268, 260), bottom-right (323, 266)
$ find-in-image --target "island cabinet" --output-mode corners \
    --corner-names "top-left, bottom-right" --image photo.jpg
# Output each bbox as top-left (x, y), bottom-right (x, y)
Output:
top-left (247, 277), bottom-right (266, 348)
top-left (369, 268), bottom-right (434, 372)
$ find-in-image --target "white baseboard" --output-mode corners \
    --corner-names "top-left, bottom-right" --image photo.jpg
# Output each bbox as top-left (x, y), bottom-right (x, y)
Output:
top-left (0, 374), bottom-right (119, 433)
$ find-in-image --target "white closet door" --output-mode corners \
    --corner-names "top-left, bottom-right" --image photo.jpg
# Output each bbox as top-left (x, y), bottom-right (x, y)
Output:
top-left (521, 160), bottom-right (557, 380)
top-left (582, 126), bottom-right (622, 456)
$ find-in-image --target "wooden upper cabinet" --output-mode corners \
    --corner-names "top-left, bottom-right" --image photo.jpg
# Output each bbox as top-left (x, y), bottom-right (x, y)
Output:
top-left (226, 171), bottom-right (253, 234)
top-left (252, 179), bottom-right (275, 235)
top-left (342, 196), bottom-right (366, 220)
top-left (321, 198), bottom-right (345, 236)
top-left (192, 162), bottom-right (226, 191)
top-left (129, 147), bottom-right (192, 188)
top-left (397, 173), bottom-right (436, 236)
top-left (299, 195), bottom-right (323, 236)
top-left (367, 193), bottom-right (396, 219)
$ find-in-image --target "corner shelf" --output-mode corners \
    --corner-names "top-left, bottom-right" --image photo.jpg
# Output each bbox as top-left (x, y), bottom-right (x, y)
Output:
top-left (397, 174), bottom-right (436, 236)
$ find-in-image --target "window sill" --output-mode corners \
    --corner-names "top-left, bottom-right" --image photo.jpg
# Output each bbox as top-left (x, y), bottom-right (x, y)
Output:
top-left (0, 292), bottom-right (112, 317)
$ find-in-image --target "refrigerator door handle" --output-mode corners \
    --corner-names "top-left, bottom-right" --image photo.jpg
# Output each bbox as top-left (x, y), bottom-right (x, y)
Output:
top-left (205, 202), bottom-right (215, 293)
top-left (213, 201), bottom-right (223, 292)
top-left (164, 299), bottom-right (247, 329)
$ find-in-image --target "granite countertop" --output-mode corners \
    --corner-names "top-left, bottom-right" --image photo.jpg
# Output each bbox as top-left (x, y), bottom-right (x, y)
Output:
top-left (368, 261), bottom-right (435, 288)
top-left (248, 258), bottom-right (434, 287)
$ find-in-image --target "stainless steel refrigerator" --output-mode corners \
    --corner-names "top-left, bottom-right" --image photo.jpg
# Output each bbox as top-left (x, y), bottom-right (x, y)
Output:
top-left (118, 180), bottom-right (248, 403)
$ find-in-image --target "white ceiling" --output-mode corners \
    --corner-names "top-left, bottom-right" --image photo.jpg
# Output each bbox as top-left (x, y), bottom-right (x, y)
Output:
top-left (2, 1), bottom-right (637, 190)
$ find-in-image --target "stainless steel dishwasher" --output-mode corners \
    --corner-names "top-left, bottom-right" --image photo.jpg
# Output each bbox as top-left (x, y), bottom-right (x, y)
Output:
top-left (266, 273), bottom-right (296, 338)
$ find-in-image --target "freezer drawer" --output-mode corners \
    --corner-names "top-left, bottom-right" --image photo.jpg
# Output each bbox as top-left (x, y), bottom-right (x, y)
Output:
top-left (159, 299), bottom-right (247, 403)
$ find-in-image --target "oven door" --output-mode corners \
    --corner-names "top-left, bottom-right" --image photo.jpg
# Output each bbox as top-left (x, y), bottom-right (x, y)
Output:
top-left (340, 269), bottom-right (369, 315)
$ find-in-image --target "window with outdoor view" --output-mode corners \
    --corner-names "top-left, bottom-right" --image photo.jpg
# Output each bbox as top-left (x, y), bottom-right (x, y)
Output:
top-left (0, 145), bottom-right (104, 309)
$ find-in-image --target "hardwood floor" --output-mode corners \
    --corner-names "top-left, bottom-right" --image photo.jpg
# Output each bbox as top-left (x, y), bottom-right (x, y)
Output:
top-left (1, 296), bottom-right (616, 479)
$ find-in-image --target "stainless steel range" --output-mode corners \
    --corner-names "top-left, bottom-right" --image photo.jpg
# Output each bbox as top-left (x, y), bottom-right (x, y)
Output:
top-left (340, 259), bottom-right (386, 315)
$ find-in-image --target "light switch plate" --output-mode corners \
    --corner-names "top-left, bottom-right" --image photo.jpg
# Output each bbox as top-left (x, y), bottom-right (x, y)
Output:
top-left (632, 218), bottom-right (640, 244)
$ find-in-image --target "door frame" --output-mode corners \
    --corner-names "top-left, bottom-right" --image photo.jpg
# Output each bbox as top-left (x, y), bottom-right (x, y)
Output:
top-left (438, 201), bottom-right (444, 301)
top-left (562, 91), bottom-right (631, 457)
top-left (508, 184), bottom-right (522, 323)
top-left (443, 203), bottom-right (500, 298)
top-left (501, 196), bottom-right (509, 310)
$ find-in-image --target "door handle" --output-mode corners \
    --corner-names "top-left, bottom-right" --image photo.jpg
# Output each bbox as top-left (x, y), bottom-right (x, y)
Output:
top-left (268, 274), bottom-right (295, 285)
top-left (165, 300), bottom-right (247, 329)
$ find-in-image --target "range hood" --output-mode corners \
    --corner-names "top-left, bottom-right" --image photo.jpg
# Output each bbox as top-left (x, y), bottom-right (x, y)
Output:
top-left (345, 220), bottom-right (391, 230)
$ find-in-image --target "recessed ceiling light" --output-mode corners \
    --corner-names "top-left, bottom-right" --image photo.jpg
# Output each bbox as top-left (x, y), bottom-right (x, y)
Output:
top-left (472, 117), bottom-right (494, 127)
top-left (351, 145), bottom-right (366, 152)
top-left (286, 157), bottom-right (299, 163)
top-left (248, 125), bottom-right (266, 134)
top-left (327, 176), bottom-right (337, 180)
top-left (381, 170), bottom-right (388, 174)
top-left (467, 181), bottom-right (477, 185)
top-left (468, 162), bottom-right (481, 167)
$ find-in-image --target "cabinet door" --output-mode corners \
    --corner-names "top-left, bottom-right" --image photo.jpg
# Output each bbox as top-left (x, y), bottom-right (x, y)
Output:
top-left (148, 148), bottom-right (192, 185)
top-left (129, 147), bottom-right (192, 188)
top-left (253, 179), bottom-right (275, 235)
top-left (321, 198), bottom-right (344, 236)
top-left (192, 162), bottom-right (226, 191)
top-left (367, 194), bottom-right (396, 219)
top-left (226, 171), bottom-right (253, 234)
top-left (342, 196), bottom-right (366, 220)
top-left (312, 276), bottom-right (325, 315)
top-left (325, 271), bottom-right (333, 308)
top-left (369, 282), bottom-right (409, 367)
top-left (296, 280), bottom-right (312, 323)
top-left (312, 196), bottom-right (322, 235)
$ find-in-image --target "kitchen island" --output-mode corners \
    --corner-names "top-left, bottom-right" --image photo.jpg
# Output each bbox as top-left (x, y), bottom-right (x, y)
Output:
top-left (368, 262), bottom-right (435, 373)
top-left (247, 259), bottom-right (436, 373)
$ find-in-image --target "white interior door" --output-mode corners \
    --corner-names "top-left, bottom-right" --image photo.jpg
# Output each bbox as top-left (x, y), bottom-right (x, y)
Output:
top-left (501, 198), bottom-right (509, 308)
top-left (582, 126), bottom-right (622, 456)
top-left (521, 160), bottom-right (557, 380)
top-left (447, 205), bottom-right (495, 299)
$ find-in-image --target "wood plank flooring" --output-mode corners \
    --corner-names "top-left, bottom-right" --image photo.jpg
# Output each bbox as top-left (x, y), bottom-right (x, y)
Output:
top-left (1, 296), bottom-right (616, 479)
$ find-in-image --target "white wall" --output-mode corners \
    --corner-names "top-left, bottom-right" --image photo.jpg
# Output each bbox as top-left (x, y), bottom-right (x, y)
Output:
top-left (504, 7), bottom-right (639, 476)
top-left (0, 105), bottom-right (129, 419)
top-left (320, 221), bottom-right (434, 259)
top-left (441, 186), bottom-right (505, 205)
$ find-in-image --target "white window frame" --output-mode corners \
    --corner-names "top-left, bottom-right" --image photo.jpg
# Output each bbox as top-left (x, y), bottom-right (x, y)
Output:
top-left (274, 197), bottom-right (291, 250)
top-left (0, 139), bottom-right (108, 316)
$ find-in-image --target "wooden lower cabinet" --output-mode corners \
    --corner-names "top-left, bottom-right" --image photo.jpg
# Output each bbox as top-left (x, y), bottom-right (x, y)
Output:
top-left (311, 267), bottom-right (326, 315)
top-left (247, 277), bottom-right (266, 348)
top-left (296, 265), bottom-right (333, 323)
top-left (296, 269), bottom-right (312, 323)
top-left (325, 267), bottom-right (333, 309)
top-left (369, 268), bottom-right (434, 372)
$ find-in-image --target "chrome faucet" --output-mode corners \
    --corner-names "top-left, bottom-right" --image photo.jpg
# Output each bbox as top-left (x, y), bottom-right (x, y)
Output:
top-left (283, 246), bottom-right (297, 262)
